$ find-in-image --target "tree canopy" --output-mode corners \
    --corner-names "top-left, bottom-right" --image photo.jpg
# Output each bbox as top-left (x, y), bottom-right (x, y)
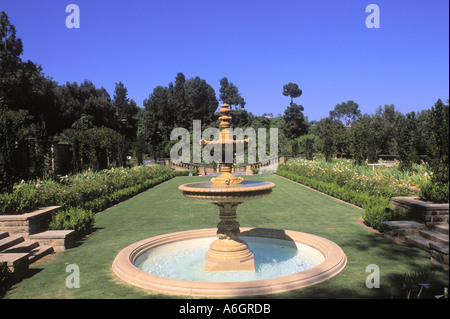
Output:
top-left (282, 82), bottom-right (302, 105)
top-left (219, 77), bottom-right (246, 109)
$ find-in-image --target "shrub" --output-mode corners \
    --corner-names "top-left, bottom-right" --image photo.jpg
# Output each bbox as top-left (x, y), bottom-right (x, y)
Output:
top-left (1, 164), bottom-right (180, 235)
top-left (0, 182), bottom-right (38, 214)
top-left (419, 180), bottom-right (449, 204)
top-left (48, 207), bottom-right (94, 233)
top-left (276, 159), bottom-right (418, 231)
top-left (0, 262), bottom-right (13, 297)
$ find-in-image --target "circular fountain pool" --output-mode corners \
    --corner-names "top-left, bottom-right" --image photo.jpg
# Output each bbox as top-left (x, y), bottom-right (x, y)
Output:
top-left (112, 228), bottom-right (347, 297)
top-left (136, 236), bottom-right (324, 282)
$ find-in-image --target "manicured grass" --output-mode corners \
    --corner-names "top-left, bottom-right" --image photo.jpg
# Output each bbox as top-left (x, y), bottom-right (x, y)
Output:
top-left (4, 175), bottom-right (448, 299)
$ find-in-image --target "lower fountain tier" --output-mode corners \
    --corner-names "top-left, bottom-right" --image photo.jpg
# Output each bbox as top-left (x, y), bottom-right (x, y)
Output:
top-left (178, 180), bottom-right (276, 204)
top-left (179, 180), bottom-right (275, 272)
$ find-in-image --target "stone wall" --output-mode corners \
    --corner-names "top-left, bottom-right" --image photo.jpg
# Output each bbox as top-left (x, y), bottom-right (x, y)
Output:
top-left (0, 206), bottom-right (61, 238)
top-left (392, 197), bottom-right (449, 227)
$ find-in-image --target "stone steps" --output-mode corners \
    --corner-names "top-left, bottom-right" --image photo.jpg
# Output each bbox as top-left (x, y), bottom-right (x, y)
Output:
top-left (435, 224), bottom-right (449, 235)
top-left (419, 229), bottom-right (449, 243)
top-left (406, 235), bottom-right (433, 252)
top-left (1, 240), bottom-right (39, 253)
top-left (1, 206), bottom-right (78, 282)
top-left (0, 235), bottom-right (24, 251)
top-left (0, 232), bottom-right (54, 276)
top-left (381, 220), bottom-right (449, 271)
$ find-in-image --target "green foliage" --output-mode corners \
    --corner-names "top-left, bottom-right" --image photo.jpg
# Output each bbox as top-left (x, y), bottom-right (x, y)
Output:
top-left (282, 82), bottom-right (302, 105)
top-left (61, 126), bottom-right (127, 172)
top-left (219, 77), bottom-right (246, 109)
top-left (0, 182), bottom-right (38, 214)
top-left (1, 164), bottom-right (177, 215)
top-left (397, 112), bottom-right (420, 171)
top-left (329, 100), bottom-right (361, 126)
top-left (0, 261), bottom-right (13, 297)
top-left (0, 164), bottom-right (180, 239)
top-left (0, 104), bottom-right (32, 192)
top-left (276, 158), bottom-right (417, 230)
top-left (48, 207), bottom-right (94, 233)
top-left (389, 266), bottom-right (434, 299)
top-left (282, 103), bottom-right (308, 140)
top-left (427, 99), bottom-right (449, 185)
top-left (298, 134), bottom-right (319, 160)
top-left (419, 180), bottom-right (449, 204)
top-left (141, 73), bottom-right (219, 158)
top-left (349, 114), bottom-right (378, 165)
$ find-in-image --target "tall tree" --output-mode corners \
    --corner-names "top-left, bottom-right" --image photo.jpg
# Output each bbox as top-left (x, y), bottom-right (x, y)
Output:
top-left (427, 99), bottom-right (449, 184)
top-left (142, 74), bottom-right (218, 158)
top-left (282, 82), bottom-right (302, 105)
top-left (349, 114), bottom-right (378, 165)
top-left (0, 11), bottom-right (22, 64)
top-left (0, 11), bottom-right (60, 180)
top-left (55, 80), bottom-right (117, 130)
top-left (113, 81), bottom-right (139, 140)
top-left (0, 100), bottom-right (32, 191)
top-left (397, 111), bottom-right (420, 171)
top-left (282, 104), bottom-right (308, 140)
top-left (184, 76), bottom-right (218, 128)
top-left (219, 77), bottom-right (246, 109)
top-left (329, 100), bottom-right (361, 126)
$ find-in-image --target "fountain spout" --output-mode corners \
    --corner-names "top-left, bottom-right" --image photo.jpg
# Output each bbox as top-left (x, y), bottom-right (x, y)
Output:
top-left (201, 104), bottom-right (249, 186)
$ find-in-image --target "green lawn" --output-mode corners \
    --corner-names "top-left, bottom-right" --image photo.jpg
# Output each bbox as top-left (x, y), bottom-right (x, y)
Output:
top-left (4, 175), bottom-right (448, 299)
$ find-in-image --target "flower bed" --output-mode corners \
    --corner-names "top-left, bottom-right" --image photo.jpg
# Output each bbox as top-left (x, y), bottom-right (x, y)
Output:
top-left (0, 165), bottom-right (187, 232)
top-left (276, 158), bottom-right (423, 230)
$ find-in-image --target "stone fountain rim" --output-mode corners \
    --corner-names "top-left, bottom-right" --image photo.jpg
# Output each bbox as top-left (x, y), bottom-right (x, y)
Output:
top-left (112, 227), bottom-right (347, 297)
top-left (178, 181), bottom-right (276, 193)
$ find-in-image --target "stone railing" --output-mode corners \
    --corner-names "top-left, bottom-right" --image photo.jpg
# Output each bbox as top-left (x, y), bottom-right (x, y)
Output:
top-left (164, 156), bottom-right (285, 176)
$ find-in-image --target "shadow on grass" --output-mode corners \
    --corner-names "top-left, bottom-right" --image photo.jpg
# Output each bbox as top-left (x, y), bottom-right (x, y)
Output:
top-left (1, 268), bottom-right (43, 298)
top-left (71, 227), bottom-right (105, 249)
top-left (341, 232), bottom-right (431, 267)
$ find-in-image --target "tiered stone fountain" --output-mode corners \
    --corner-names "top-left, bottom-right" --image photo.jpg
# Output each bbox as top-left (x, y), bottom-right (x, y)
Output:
top-left (112, 104), bottom-right (347, 297)
top-left (179, 104), bottom-right (275, 272)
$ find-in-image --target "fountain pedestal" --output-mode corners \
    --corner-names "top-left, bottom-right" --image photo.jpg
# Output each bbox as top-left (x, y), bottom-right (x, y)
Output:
top-left (205, 203), bottom-right (255, 271)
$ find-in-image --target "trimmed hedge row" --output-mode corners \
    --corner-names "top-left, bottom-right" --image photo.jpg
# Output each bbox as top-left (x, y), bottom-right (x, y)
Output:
top-left (0, 165), bottom-right (188, 233)
top-left (276, 162), bottom-right (415, 231)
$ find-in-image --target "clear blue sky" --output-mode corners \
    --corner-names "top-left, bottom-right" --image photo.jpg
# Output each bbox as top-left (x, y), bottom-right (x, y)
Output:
top-left (1, 0), bottom-right (449, 121)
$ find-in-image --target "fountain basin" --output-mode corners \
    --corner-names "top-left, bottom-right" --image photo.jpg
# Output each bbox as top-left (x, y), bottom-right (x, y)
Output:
top-left (112, 227), bottom-right (347, 297)
top-left (178, 180), bottom-right (275, 203)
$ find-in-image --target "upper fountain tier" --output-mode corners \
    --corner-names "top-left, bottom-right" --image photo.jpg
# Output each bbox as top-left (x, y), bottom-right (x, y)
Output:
top-left (200, 104), bottom-right (250, 186)
top-left (179, 103), bottom-right (275, 199)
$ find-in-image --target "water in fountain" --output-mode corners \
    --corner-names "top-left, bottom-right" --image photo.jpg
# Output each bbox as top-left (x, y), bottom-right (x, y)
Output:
top-left (135, 236), bottom-right (324, 282)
